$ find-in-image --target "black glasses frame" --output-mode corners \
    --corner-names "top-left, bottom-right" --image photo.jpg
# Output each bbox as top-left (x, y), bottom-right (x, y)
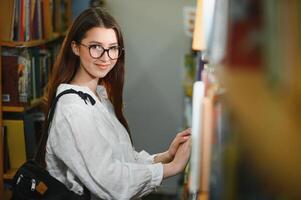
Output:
top-left (79, 43), bottom-right (124, 60)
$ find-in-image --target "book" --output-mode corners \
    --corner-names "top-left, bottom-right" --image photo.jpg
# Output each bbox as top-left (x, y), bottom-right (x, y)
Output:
top-left (53, 0), bottom-right (62, 33)
top-left (13, 0), bottom-right (21, 41)
top-left (209, 101), bottom-right (226, 200)
top-left (20, 0), bottom-right (25, 41)
top-left (35, 0), bottom-right (43, 40)
top-left (1, 55), bottom-right (22, 106)
top-left (183, 53), bottom-right (197, 97)
top-left (39, 48), bottom-right (51, 91)
top-left (200, 96), bottom-right (214, 194)
top-left (0, 0), bottom-right (15, 41)
top-left (2, 126), bottom-right (10, 173)
top-left (189, 81), bottom-right (205, 194)
top-left (18, 49), bottom-right (32, 103)
top-left (23, 113), bottom-right (38, 159)
top-left (32, 111), bottom-right (45, 146)
top-left (3, 120), bottom-right (26, 170)
top-left (31, 47), bottom-right (41, 99)
top-left (224, 0), bottom-right (263, 70)
top-left (207, 0), bottom-right (229, 65)
top-left (42, 0), bottom-right (54, 39)
top-left (192, 0), bottom-right (205, 51)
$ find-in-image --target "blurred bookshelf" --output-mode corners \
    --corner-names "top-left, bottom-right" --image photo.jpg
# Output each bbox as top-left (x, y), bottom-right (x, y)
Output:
top-left (182, 0), bottom-right (301, 199)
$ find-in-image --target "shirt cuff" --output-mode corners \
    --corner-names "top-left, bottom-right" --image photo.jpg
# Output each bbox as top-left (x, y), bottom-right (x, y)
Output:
top-left (146, 163), bottom-right (163, 187)
top-left (138, 150), bottom-right (157, 164)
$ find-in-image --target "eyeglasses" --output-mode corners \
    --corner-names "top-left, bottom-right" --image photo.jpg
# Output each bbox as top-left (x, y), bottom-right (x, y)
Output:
top-left (79, 43), bottom-right (124, 60)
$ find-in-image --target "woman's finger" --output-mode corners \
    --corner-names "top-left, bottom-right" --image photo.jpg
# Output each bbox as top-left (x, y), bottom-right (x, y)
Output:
top-left (177, 128), bottom-right (191, 137)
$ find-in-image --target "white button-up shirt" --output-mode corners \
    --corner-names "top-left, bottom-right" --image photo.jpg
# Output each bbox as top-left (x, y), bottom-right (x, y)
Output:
top-left (46, 84), bottom-right (163, 200)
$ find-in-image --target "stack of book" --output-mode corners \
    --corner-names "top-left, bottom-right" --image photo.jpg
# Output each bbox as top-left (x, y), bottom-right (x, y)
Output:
top-left (0, 0), bottom-right (71, 42)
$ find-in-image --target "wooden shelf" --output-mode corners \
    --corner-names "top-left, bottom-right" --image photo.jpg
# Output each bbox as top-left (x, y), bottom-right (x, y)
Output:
top-left (2, 97), bottom-right (43, 113)
top-left (30, 97), bottom-right (44, 109)
top-left (0, 32), bottom-right (63, 48)
top-left (2, 106), bottom-right (24, 112)
top-left (3, 168), bottom-right (17, 180)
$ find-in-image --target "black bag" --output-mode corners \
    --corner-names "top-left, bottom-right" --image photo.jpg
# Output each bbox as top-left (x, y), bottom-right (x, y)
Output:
top-left (11, 89), bottom-right (96, 200)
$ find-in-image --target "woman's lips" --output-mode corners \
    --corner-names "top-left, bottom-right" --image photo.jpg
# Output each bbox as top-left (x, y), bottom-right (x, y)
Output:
top-left (95, 63), bottom-right (110, 69)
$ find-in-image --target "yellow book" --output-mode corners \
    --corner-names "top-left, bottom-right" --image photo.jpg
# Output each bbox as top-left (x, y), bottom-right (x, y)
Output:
top-left (3, 120), bottom-right (26, 170)
top-left (0, 0), bottom-right (15, 41)
top-left (42, 0), bottom-right (54, 39)
top-left (192, 0), bottom-right (205, 51)
top-left (54, 0), bottom-right (62, 33)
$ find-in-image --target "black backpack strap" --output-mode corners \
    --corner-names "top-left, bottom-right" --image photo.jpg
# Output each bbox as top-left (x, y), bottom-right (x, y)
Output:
top-left (35, 89), bottom-right (95, 200)
top-left (35, 88), bottom-right (96, 165)
top-left (47, 89), bottom-right (96, 130)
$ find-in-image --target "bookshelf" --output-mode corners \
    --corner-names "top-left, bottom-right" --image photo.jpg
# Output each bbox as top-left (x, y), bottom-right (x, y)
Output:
top-left (185, 0), bottom-right (301, 199)
top-left (0, 32), bottom-right (62, 47)
top-left (2, 97), bottom-right (43, 113)
top-left (0, 0), bottom-right (73, 198)
top-left (3, 168), bottom-right (17, 180)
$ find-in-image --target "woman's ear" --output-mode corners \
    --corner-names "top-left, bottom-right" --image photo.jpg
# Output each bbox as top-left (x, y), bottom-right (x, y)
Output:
top-left (71, 41), bottom-right (80, 56)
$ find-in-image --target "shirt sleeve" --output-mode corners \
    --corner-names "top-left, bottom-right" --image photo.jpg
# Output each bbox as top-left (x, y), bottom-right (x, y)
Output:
top-left (49, 103), bottom-right (163, 199)
top-left (133, 150), bottom-right (157, 164)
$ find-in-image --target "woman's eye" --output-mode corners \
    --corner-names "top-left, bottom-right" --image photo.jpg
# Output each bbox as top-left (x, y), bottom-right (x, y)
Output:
top-left (91, 45), bottom-right (103, 50)
top-left (110, 46), bottom-right (119, 51)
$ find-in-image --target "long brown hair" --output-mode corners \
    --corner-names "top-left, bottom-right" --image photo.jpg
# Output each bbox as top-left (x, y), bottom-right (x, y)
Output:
top-left (36, 7), bottom-right (131, 166)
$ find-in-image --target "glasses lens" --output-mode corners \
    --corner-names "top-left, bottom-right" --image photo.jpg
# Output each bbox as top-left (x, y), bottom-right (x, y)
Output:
top-left (108, 47), bottom-right (121, 60)
top-left (88, 45), bottom-right (122, 60)
top-left (89, 45), bottom-right (104, 58)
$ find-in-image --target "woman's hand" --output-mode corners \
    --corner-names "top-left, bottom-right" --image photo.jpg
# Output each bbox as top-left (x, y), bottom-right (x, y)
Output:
top-left (154, 128), bottom-right (191, 164)
top-left (167, 128), bottom-right (191, 161)
top-left (163, 138), bottom-right (191, 178)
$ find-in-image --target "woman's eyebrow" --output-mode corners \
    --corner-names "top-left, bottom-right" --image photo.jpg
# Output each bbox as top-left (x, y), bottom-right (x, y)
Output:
top-left (88, 41), bottom-right (118, 45)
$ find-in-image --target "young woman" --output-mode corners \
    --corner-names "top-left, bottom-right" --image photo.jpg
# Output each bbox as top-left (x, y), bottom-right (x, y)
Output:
top-left (42, 7), bottom-right (191, 200)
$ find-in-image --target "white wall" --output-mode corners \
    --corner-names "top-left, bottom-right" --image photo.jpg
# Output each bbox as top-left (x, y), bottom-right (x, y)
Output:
top-left (107, 0), bottom-right (195, 194)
